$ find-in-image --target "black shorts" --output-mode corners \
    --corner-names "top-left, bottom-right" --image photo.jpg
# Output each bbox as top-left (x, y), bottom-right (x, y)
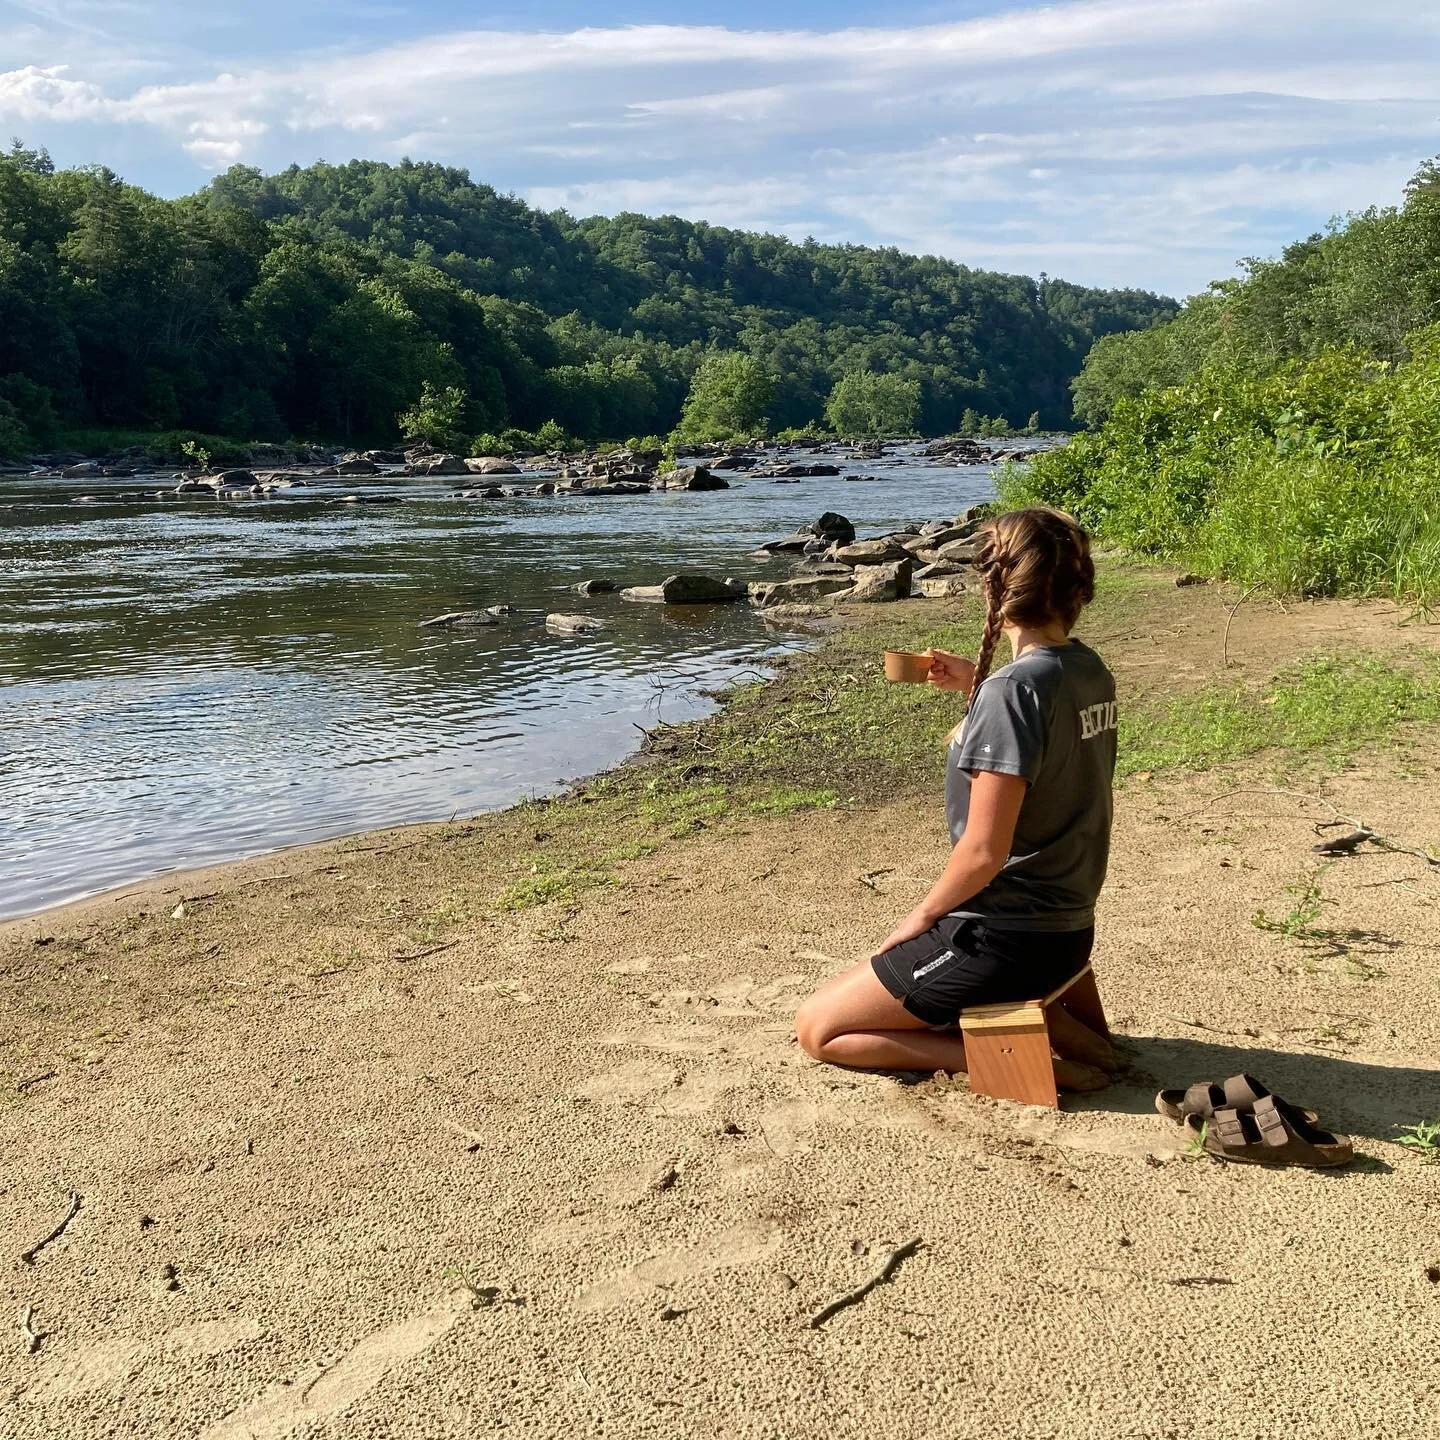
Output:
top-left (871, 919), bottom-right (1095, 1028)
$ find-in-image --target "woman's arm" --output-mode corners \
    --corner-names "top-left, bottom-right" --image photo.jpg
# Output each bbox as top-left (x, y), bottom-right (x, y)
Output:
top-left (875, 769), bottom-right (1027, 953)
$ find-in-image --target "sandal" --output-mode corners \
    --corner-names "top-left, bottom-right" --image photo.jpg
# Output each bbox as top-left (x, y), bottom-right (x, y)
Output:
top-left (1185, 1097), bottom-right (1354, 1168)
top-left (1156, 1073), bottom-right (1317, 1126)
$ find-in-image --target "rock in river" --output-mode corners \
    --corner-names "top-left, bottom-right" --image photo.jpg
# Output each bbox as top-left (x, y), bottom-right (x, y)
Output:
top-left (418, 609), bottom-right (500, 629)
top-left (621, 574), bottom-right (744, 605)
top-left (466, 457), bottom-right (523, 475)
top-left (656, 465), bottom-right (729, 492)
top-left (546, 613), bottom-right (607, 636)
top-left (572, 579), bottom-right (618, 595)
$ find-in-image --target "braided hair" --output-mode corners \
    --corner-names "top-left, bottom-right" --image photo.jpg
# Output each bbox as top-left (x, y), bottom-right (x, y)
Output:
top-left (968, 507), bottom-right (1095, 707)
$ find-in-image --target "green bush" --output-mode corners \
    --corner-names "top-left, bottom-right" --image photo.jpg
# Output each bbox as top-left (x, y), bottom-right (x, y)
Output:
top-left (1005, 327), bottom-right (1440, 604)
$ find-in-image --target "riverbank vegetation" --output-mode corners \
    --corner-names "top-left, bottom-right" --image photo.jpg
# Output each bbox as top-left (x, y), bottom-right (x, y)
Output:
top-left (1007, 157), bottom-right (1440, 603)
top-left (0, 141), bottom-right (1172, 457)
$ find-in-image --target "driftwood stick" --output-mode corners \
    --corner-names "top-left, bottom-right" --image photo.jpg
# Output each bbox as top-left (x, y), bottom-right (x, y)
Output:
top-left (808, 1238), bottom-right (923, 1328)
top-left (19, 1192), bottom-right (81, 1265)
top-left (1221, 582), bottom-right (1265, 670)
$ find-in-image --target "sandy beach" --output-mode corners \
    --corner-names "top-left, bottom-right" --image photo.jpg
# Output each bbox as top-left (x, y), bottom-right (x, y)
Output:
top-left (4, 572), bottom-right (1439, 1439)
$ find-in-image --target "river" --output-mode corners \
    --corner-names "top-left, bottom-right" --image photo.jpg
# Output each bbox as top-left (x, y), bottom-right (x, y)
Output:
top-left (1, 444), bottom-right (1001, 917)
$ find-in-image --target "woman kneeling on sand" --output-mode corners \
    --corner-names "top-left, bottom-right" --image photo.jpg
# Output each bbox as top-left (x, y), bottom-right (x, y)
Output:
top-left (795, 507), bottom-right (1120, 1091)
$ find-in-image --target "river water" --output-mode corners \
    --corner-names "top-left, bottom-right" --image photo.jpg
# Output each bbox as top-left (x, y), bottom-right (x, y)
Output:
top-left (1, 444), bottom-right (999, 917)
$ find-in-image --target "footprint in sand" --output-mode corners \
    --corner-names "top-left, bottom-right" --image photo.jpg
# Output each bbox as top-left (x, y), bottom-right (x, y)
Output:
top-left (572, 1220), bottom-right (781, 1311)
top-left (756, 1099), bottom-right (828, 1157)
top-left (24, 1318), bottom-right (262, 1403)
top-left (530, 1212), bottom-right (630, 1254)
top-left (598, 1022), bottom-right (721, 1056)
top-left (576, 1057), bottom-right (679, 1104)
top-left (197, 1293), bottom-right (468, 1440)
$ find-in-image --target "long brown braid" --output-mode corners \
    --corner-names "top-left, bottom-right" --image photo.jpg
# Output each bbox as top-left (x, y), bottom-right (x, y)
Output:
top-left (967, 507), bottom-right (1095, 707)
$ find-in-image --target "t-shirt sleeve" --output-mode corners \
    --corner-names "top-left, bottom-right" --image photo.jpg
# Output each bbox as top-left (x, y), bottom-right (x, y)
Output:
top-left (952, 676), bottom-right (1047, 784)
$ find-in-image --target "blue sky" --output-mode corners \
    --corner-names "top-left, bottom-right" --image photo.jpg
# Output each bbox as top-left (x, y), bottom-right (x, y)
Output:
top-left (2, 0), bottom-right (1436, 297)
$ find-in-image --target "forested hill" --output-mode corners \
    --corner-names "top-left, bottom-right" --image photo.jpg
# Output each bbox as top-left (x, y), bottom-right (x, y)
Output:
top-left (0, 147), bottom-right (1175, 455)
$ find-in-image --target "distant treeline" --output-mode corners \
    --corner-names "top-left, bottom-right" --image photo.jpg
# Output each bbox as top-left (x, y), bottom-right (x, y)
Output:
top-left (0, 143), bottom-right (1174, 455)
top-left (1008, 157), bottom-right (1440, 602)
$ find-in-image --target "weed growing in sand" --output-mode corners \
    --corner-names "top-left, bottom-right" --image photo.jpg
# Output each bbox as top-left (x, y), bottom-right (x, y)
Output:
top-left (1182, 1121), bottom-right (1210, 1159)
top-left (1252, 865), bottom-right (1330, 939)
top-left (1395, 1117), bottom-right (1440, 1163)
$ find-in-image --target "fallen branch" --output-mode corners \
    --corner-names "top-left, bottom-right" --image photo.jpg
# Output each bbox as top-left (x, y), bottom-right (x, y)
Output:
top-left (19, 1305), bottom-right (43, 1354)
top-left (808, 1238), bottom-right (923, 1328)
top-left (15, 1071), bottom-right (57, 1094)
top-left (19, 1192), bottom-right (81, 1265)
top-left (1175, 788), bottom-right (1439, 870)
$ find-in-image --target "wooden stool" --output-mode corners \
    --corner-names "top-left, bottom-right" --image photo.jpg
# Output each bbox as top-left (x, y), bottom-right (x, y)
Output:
top-left (958, 964), bottom-right (1110, 1109)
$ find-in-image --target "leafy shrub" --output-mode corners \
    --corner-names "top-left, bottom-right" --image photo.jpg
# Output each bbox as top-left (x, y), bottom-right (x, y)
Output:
top-left (1005, 327), bottom-right (1440, 604)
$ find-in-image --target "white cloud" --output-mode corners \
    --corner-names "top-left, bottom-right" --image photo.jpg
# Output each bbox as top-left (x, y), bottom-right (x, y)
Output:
top-left (0, 0), bottom-right (1436, 294)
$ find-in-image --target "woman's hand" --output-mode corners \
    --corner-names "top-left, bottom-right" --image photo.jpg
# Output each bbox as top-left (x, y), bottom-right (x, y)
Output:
top-left (874, 905), bottom-right (940, 957)
top-left (927, 649), bottom-right (976, 693)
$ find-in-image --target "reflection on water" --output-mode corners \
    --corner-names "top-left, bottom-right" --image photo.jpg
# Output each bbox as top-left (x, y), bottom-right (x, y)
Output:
top-left (1, 446), bottom-right (996, 916)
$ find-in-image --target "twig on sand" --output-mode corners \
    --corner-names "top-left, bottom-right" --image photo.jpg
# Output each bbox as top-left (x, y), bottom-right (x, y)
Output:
top-left (808, 1238), bottom-right (923, 1329)
top-left (15, 1071), bottom-right (56, 1093)
top-left (19, 1306), bottom-right (44, 1354)
top-left (1221, 582), bottom-right (1265, 670)
top-left (857, 868), bottom-right (895, 892)
top-left (1167, 1276), bottom-right (1235, 1287)
top-left (394, 940), bottom-right (461, 963)
top-left (19, 1192), bottom-right (81, 1265)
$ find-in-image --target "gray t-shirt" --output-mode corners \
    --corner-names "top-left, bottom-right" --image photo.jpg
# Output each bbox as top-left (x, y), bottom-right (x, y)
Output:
top-left (944, 639), bottom-right (1117, 930)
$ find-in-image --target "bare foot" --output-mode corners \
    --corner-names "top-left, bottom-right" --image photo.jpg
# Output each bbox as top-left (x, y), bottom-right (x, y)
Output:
top-left (1053, 1057), bottom-right (1111, 1093)
top-left (1048, 1007), bottom-right (1121, 1073)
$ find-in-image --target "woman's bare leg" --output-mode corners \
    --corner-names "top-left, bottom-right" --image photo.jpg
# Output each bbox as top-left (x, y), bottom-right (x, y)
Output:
top-left (795, 960), bottom-right (1111, 1090)
top-left (794, 961), bottom-right (970, 1071)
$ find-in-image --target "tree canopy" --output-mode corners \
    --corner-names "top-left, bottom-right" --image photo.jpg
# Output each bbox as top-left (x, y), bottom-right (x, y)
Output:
top-left (0, 147), bottom-right (1176, 454)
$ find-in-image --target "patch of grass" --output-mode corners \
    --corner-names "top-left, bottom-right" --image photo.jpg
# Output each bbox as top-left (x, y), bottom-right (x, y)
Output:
top-left (1121, 654), bottom-right (1440, 776)
top-left (494, 865), bottom-right (614, 912)
top-left (746, 787), bottom-right (838, 815)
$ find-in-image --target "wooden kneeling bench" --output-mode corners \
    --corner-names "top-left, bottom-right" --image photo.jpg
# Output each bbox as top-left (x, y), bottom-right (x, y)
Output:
top-left (958, 964), bottom-right (1110, 1109)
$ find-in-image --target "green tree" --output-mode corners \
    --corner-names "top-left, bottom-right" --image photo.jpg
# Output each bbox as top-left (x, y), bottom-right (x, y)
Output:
top-left (397, 380), bottom-right (467, 450)
top-left (674, 351), bottom-right (775, 441)
top-left (824, 370), bottom-right (922, 435)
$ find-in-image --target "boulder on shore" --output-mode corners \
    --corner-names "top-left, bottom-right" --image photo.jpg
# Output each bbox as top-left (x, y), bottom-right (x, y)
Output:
top-left (621, 574), bottom-right (744, 605)
top-left (849, 559), bottom-right (913, 602)
top-left (748, 575), bottom-right (855, 608)
top-left (809, 511), bottom-right (855, 544)
top-left (917, 575), bottom-right (970, 599)
top-left (935, 538), bottom-right (982, 564)
top-left (830, 537), bottom-right (909, 566)
top-left (546, 613), bottom-right (606, 636)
